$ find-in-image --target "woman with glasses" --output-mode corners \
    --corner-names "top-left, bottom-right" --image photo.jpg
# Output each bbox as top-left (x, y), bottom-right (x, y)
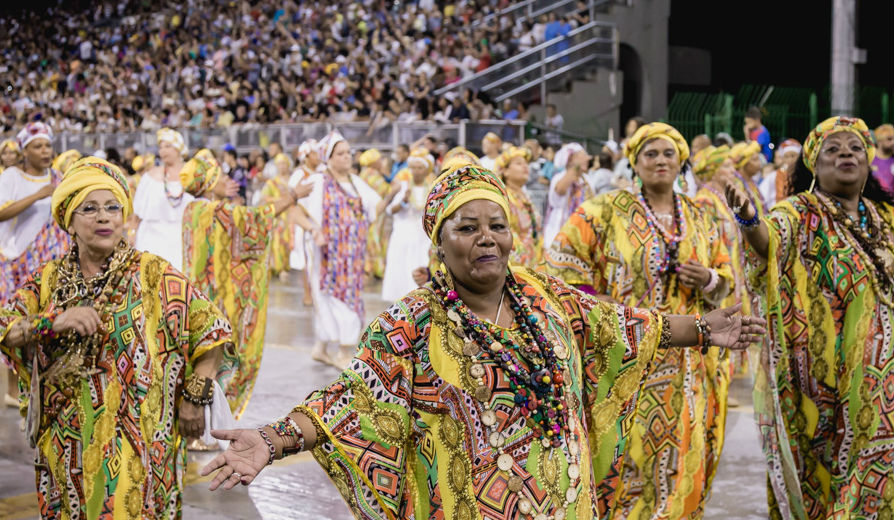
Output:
top-left (0, 157), bottom-right (232, 519)
top-left (727, 116), bottom-right (894, 519)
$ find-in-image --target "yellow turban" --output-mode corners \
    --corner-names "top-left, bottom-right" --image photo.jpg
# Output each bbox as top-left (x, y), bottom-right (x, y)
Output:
top-left (443, 146), bottom-right (479, 165)
top-left (0, 139), bottom-right (20, 156)
top-left (624, 122), bottom-right (690, 166)
top-left (729, 141), bottom-right (762, 170)
top-left (180, 149), bottom-right (222, 198)
top-left (876, 124), bottom-right (894, 139)
top-left (273, 152), bottom-right (293, 170)
top-left (51, 149), bottom-right (82, 174)
top-left (51, 156), bottom-right (132, 228)
top-left (424, 165), bottom-right (511, 244)
top-left (132, 153), bottom-right (155, 172)
top-left (692, 145), bottom-right (730, 179)
top-left (482, 132), bottom-right (502, 145)
top-left (358, 148), bottom-right (381, 168)
top-left (495, 146), bottom-right (529, 171)
top-left (407, 148), bottom-right (435, 173)
top-left (157, 127), bottom-right (187, 156)
top-left (802, 116), bottom-right (876, 173)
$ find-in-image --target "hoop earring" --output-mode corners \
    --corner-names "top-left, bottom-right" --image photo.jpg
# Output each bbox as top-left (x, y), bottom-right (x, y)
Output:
top-left (809, 173), bottom-right (815, 193)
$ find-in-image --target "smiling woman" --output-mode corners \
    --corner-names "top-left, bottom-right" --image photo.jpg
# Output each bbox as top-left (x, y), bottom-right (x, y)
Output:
top-left (0, 157), bottom-right (233, 520)
top-left (728, 116), bottom-right (894, 519)
top-left (200, 163), bottom-right (764, 520)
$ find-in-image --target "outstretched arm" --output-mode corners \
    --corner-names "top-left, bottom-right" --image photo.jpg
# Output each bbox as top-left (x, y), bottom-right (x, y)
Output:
top-left (726, 182), bottom-right (769, 259)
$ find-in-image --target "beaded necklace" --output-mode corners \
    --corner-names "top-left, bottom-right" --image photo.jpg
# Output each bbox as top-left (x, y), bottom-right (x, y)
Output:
top-left (816, 192), bottom-right (894, 305)
top-left (431, 271), bottom-right (582, 518)
top-left (163, 165), bottom-right (185, 207)
top-left (44, 239), bottom-right (137, 390)
top-left (638, 191), bottom-right (684, 276)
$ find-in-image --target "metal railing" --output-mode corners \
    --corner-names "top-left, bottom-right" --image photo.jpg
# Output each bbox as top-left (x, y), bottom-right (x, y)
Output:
top-left (471, 0), bottom-right (611, 31)
top-left (47, 120), bottom-right (528, 155)
top-left (526, 122), bottom-right (607, 153)
top-left (435, 21), bottom-right (618, 104)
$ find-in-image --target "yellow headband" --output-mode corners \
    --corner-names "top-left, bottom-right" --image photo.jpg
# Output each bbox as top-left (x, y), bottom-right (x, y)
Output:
top-left (624, 122), bottom-right (690, 166)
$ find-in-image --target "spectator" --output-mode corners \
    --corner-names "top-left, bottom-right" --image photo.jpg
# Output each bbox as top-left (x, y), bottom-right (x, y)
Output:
top-left (872, 124), bottom-right (894, 193)
top-left (544, 104), bottom-right (565, 146)
top-left (389, 144), bottom-right (410, 182)
top-left (744, 106), bottom-right (773, 162)
top-left (448, 95), bottom-right (472, 122)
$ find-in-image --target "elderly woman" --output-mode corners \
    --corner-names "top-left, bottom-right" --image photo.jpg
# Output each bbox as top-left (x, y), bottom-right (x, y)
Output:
top-left (380, 148), bottom-right (435, 301)
top-left (200, 164), bottom-right (764, 519)
top-left (545, 122), bottom-right (734, 518)
top-left (0, 123), bottom-right (70, 304)
top-left (260, 152), bottom-right (297, 280)
top-left (0, 157), bottom-right (232, 519)
top-left (181, 150), bottom-right (310, 419)
top-left (132, 127), bottom-right (193, 270)
top-left (727, 116), bottom-right (894, 519)
top-left (497, 145), bottom-right (543, 268)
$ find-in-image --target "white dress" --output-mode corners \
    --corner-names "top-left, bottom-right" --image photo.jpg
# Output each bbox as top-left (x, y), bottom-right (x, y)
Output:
top-left (381, 182), bottom-right (430, 302)
top-left (298, 173), bottom-right (381, 345)
top-left (479, 155), bottom-right (499, 172)
top-left (0, 167), bottom-right (54, 259)
top-left (133, 173), bottom-right (194, 271)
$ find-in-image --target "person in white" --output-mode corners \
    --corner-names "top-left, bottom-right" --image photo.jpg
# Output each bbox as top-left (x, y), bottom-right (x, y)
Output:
top-left (381, 149), bottom-right (433, 301)
top-left (543, 142), bottom-right (593, 248)
top-left (288, 139), bottom-right (322, 306)
top-left (478, 132), bottom-right (502, 171)
top-left (132, 127), bottom-right (193, 271)
top-left (0, 122), bottom-right (69, 406)
top-left (292, 131), bottom-right (385, 368)
top-left (759, 139), bottom-right (802, 208)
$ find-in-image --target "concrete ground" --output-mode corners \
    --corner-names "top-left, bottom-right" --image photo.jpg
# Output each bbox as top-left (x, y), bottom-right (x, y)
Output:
top-left (0, 276), bottom-right (767, 519)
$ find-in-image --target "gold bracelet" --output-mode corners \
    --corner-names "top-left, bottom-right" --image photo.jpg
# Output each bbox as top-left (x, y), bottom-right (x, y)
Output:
top-left (182, 373), bottom-right (214, 406)
top-left (658, 315), bottom-right (672, 349)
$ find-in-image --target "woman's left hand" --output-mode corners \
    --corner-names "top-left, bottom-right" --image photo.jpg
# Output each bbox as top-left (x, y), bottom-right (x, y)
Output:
top-left (677, 261), bottom-right (711, 289)
top-left (179, 400), bottom-right (205, 439)
top-left (703, 304), bottom-right (767, 350)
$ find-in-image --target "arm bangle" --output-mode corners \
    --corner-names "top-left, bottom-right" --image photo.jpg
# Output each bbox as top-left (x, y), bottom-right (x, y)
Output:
top-left (734, 212), bottom-right (760, 229)
top-left (702, 269), bottom-right (719, 294)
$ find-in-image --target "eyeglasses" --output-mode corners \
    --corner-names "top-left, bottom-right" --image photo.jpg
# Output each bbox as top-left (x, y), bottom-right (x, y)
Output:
top-left (73, 203), bottom-right (124, 219)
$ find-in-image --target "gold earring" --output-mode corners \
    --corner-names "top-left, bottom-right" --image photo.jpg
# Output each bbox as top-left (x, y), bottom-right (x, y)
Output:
top-left (809, 174), bottom-right (815, 193)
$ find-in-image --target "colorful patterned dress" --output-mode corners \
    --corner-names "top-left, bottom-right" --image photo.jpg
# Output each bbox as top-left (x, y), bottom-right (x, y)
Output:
top-left (0, 167), bottom-right (69, 304)
top-left (545, 189), bottom-right (733, 519)
top-left (359, 166), bottom-right (391, 279)
top-left (293, 267), bottom-right (663, 519)
top-left (182, 199), bottom-right (275, 419)
top-left (507, 187), bottom-right (543, 268)
top-left (0, 251), bottom-right (231, 519)
top-left (260, 176), bottom-right (294, 276)
top-left (750, 192), bottom-right (894, 520)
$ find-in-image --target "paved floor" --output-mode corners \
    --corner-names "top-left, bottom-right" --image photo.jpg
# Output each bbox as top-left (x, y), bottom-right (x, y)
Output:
top-left (0, 276), bottom-right (767, 519)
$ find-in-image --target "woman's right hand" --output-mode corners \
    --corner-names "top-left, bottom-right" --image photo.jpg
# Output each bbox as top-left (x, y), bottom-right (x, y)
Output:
top-left (52, 307), bottom-right (103, 336)
top-left (201, 429), bottom-right (271, 490)
top-left (724, 182), bottom-right (755, 220)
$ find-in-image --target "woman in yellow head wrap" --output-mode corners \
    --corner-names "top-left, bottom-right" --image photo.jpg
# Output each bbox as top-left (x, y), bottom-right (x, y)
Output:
top-left (728, 116), bottom-right (894, 519)
top-left (0, 138), bottom-right (21, 171)
top-left (357, 148), bottom-right (389, 197)
top-left (201, 163), bottom-right (762, 520)
top-left (495, 145), bottom-right (542, 268)
top-left (1, 156), bottom-right (232, 520)
top-left (728, 140), bottom-right (767, 217)
top-left (260, 152), bottom-right (298, 279)
top-left (357, 148), bottom-right (390, 279)
top-left (479, 131), bottom-right (503, 171)
top-left (180, 149), bottom-right (310, 420)
top-left (546, 121), bottom-right (736, 518)
top-left (380, 148), bottom-right (435, 301)
top-left (51, 149), bottom-right (82, 175)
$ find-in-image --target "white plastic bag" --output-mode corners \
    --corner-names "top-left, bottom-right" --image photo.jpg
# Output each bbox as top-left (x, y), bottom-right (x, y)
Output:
top-left (201, 381), bottom-right (235, 450)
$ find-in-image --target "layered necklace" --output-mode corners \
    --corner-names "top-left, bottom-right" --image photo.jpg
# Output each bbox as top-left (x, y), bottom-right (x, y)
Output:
top-left (43, 239), bottom-right (137, 391)
top-left (163, 164), bottom-right (185, 207)
top-left (638, 191), bottom-right (685, 277)
top-left (431, 271), bottom-right (582, 517)
top-left (816, 191), bottom-right (894, 306)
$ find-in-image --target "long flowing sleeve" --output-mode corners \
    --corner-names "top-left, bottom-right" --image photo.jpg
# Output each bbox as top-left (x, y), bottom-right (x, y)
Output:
top-left (292, 300), bottom-right (421, 520)
top-left (532, 272), bottom-right (660, 515)
top-left (544, 196), bottom-right (610, 289)
top-left (0, 265), bottom-right (46, 390)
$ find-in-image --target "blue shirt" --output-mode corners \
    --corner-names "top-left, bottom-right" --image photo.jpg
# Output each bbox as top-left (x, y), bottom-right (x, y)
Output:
top-left (750, 125), bottom-right (773, 162)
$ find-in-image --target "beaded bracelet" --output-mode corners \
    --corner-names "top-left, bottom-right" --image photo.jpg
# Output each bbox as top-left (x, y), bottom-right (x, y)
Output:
top-left (734, 211), bottom-right (760, 229)
top-left (268, 416), bottom-right (305, 456)
top-left (693, 313), bottom-right (705, 347)
top-left (30, 310), bottom-right (59, 340)
top-left (702, 269), bottom-right (719, 294)
top-left (256, 427), bottom-right (277, 465)
top-left (658, 315), bottom-right (672, 349)
top-left (695, 316), bottom-right (713, 354)
top-left (181, 374), bottom-right (214, 406)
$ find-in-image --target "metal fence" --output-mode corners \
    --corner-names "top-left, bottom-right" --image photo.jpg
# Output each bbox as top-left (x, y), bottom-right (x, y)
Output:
top-left (49, 120), bottom-right (528, 155)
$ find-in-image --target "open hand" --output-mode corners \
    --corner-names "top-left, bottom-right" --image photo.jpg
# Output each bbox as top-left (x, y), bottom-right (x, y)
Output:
top-left (200, 429), bottom-right (271, 490)
top-left (36, 184), bottom-right (56, 199)
top-left (703, 304), bottom-right (767, 350)
top-left (724, 183), bottom-right (755, 220)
